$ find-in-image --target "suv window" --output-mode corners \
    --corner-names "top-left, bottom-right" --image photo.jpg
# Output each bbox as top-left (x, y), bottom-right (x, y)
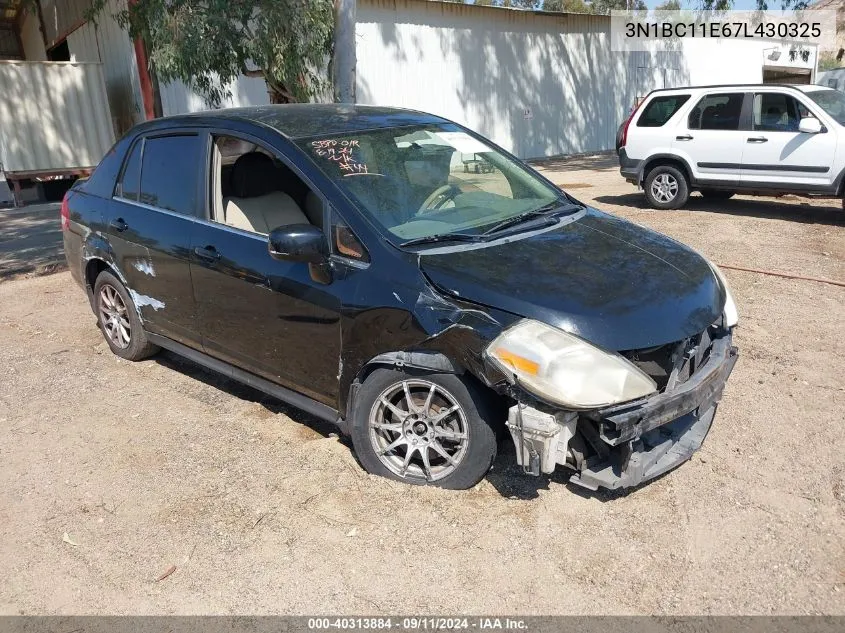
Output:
top-left (753, 93), bottom-right (810, 132)
top-left (139, 135), bottom-right (203, 215)
top-left (116, 139), bottom-right (142, 201)
top-left (637, 95), bottom-right (690, 127)
top-left (688, 93), bottom-right (744, 131)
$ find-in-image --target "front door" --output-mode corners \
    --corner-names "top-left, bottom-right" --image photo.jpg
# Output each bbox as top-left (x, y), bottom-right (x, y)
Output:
top-left (106, 133), bottom-right (205, 347)
top-left (675, 91), bottom-right (748, 186)
top-left (740, 91), bottom-right (837, 190)
top-left (189, 134), bottom-right (342, 405)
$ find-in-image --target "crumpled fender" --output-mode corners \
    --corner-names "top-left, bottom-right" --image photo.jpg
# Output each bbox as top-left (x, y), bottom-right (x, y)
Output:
top-left (337, 280), bottom-right (520, 420)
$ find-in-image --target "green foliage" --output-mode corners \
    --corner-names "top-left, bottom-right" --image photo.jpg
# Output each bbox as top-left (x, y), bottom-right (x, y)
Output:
top-left (818, 51), bottom-right (843, 71)
top-left (88, 0), bottom-right (334, 106)
top-left (655, 0), bottom-right (682, 10)
top-left (542, 0), bottom-right (592, 12)
top-left (469, 0), bottom-right (649, 14)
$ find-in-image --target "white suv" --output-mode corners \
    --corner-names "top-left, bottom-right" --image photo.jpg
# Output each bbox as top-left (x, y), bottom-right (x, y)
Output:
top-left (618, 84), bottom-right (845, 209)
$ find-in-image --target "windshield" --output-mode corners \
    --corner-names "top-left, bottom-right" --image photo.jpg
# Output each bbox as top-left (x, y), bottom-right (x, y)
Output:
top-left (296, 124), bottom-right (564, 243)
top-left (805, 89), bottom-right (845, 126)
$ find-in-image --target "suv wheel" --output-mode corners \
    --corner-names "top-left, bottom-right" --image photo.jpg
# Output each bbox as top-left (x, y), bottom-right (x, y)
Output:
top-left (350, 368), bottom-right (497, 489)
top-left (93, 270), bottom-right (160, 361)
top-left (644, 165), bottom-right (689, 209)
top-left (700, 189), bottom-right (735, 200)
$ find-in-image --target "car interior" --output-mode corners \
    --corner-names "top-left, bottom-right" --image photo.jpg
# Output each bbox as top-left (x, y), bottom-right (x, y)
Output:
top-left (211, 136), bottom-right (323, 235)
top-left (688, 94), bottom-right (743, 130)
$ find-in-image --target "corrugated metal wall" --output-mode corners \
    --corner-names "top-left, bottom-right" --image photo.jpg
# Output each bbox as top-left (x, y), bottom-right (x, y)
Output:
top-left (0, 61), bottom-right (115, 173)
top-left (356, 0), bottom-right (686, 158)
top-left (66, 0), bottom-right (145, 136)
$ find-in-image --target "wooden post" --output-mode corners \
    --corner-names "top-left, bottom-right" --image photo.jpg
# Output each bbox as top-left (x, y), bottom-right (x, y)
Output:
top-left (334, 0), bottom-right (357, 104)
top-left (11, 178), bottom-right (23, 208)
top-left (129, 0), bottom-right (156, 120)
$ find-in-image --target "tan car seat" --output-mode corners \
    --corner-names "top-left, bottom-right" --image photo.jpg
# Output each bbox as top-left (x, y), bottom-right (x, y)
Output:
top-left (223, 152), bottom-right (309, 234)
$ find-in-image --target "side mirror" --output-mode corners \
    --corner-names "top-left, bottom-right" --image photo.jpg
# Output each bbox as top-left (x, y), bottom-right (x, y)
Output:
top-left (798, 117), bottom-right (822, 134)
top-left (268, 224), bottom-right (327, 263)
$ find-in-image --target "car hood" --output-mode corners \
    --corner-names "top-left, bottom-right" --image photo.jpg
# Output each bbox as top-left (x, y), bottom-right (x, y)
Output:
top-left (418, 208), bottom-right (724, 351)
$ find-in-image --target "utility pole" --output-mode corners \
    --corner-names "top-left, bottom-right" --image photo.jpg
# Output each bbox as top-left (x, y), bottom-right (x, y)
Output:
top-left (334, 0), bottom-right (357, 104)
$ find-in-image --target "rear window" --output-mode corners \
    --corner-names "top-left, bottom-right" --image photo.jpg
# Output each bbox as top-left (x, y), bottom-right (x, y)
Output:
top-left (115, 140), bottom-right (142, 201)
top-left (636, 95), bottom-right (690, 127)
top-left (139, 135), bottom-right (203, 216)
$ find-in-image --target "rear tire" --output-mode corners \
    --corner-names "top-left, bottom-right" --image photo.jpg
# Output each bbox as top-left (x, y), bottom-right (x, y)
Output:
top-left (93, 270), bottom-right (159, 361)
top-left (644, 164), bottom-right (689, 210)
top-left (350, 368), bottom-right (498, 489)
top-left (700, 189), bottom-right (735, 200)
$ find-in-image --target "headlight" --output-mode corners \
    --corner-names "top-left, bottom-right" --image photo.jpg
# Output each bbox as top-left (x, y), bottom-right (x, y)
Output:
top-left (708, 262), bottom-right (739, 328)
top-left (485, 320), bottom-right (657, 409)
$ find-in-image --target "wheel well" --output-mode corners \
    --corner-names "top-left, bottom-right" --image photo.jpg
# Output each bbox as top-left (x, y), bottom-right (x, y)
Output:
top-left (643, 157), bottom-right (691, 186)
top-left (85, 258), bottom-right (112, 290)
top-left (349, 352), bottom-right (509, 435)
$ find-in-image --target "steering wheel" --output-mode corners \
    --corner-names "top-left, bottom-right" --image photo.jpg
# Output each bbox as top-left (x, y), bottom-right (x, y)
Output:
top-left (418, 184), bottom-right (461, 215)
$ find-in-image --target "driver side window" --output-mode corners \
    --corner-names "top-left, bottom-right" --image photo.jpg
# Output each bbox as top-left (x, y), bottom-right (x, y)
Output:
top-left (209, 134), bottom-right (324, 235)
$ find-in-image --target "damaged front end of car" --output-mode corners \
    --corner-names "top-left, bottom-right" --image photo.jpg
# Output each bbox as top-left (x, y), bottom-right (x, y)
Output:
top-left (487, 320), bottom-right (738, 491)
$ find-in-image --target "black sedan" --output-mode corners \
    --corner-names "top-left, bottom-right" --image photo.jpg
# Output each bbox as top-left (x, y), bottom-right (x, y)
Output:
top-left (61, 104), bottom-right (738, 490)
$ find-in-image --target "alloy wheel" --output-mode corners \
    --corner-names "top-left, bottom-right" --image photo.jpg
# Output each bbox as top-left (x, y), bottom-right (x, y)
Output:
top-left (651, 173), bottom-right (679, 203)
top-left (98, 284), bottom-right (131, 349)
top-left (368, 379), bottom-right (469, 482)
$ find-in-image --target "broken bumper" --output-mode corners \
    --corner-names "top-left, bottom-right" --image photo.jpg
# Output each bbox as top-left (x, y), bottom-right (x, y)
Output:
top-left (570, 333), bottom-right (738, 491)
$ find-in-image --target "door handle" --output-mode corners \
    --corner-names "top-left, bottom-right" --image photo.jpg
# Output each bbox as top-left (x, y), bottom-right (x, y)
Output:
top-left (747, 137), bottom-right (768, 143)
top-left (675, 134), bottom-right (694, 141)
top-left (193, 245), bottom-right (221, 261)
top-left (109, 218), bottom-right (128, 232)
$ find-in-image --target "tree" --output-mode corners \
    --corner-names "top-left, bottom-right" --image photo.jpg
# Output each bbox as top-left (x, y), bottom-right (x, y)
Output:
top-left (655, 0), bottom-right (682, 10)
top-left (543, 0), bottom-right (593, 13)
top-left (590, 0), bottom-right (648, 12)
top-left (88, 0), bottom-right (335, 106)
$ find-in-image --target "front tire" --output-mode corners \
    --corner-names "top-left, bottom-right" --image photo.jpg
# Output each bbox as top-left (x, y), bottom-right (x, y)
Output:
top-left (350, 368), bottom-right (498, 489)
top-left (93, 270), bottom-right (159, 361)
top-left (644, 165), bottom-right (689, 210)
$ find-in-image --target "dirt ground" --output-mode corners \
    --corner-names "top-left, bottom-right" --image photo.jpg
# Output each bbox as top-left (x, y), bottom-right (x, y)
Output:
top-left (0, 156), bottom-right (843, 615)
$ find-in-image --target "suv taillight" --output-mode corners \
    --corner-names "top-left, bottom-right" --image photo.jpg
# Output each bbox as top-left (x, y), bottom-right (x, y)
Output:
top-left (60, 194), bottom-right (70, 231)
top-left (619, 100), bottom-right (643, 150)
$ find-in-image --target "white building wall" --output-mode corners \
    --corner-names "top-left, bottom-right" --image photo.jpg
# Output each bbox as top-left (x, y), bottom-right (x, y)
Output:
top-left (357, 0), bottom-right (648, 158)
top-left (356, 0), bottom-right (817, 158)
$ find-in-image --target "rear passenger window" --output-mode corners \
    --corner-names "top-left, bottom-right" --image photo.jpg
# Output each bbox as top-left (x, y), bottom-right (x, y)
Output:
top-left (116, 139), bottom-right (142, 201)
top-left (637, 95), bottom-right (690, 127)
top-left (688, 93), bottom-right (745, 131)
top-left (139, 135), bottom-right (203, 215)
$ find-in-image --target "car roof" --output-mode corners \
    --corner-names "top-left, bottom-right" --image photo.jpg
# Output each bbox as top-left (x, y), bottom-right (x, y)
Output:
top-left (145, 104), bottom-right (450, 139)
top-left (649, 84), bottom-right (836, 95)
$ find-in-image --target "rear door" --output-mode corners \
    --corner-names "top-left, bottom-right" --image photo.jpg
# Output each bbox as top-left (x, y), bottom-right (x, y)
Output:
top-left (625, 92), bottom-right (691, 160)
top-left (108, 132), bottom-right (205, 347)
top-left (740, 90), bottom-right (837, 190)
top-left (673, 91), bottom-right (749, 186)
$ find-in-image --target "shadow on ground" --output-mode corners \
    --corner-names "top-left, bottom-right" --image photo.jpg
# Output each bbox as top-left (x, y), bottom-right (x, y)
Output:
top-left (149, 349), bottom-right (632, 501)
top-left (594, 193), bottom-right (845, 226)
top-left (0, 204), bottom-right (65, 280)
top-left (531, 153), bottom-right (618, 173)
top-left (154, 350), bottom-right (340, 439)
